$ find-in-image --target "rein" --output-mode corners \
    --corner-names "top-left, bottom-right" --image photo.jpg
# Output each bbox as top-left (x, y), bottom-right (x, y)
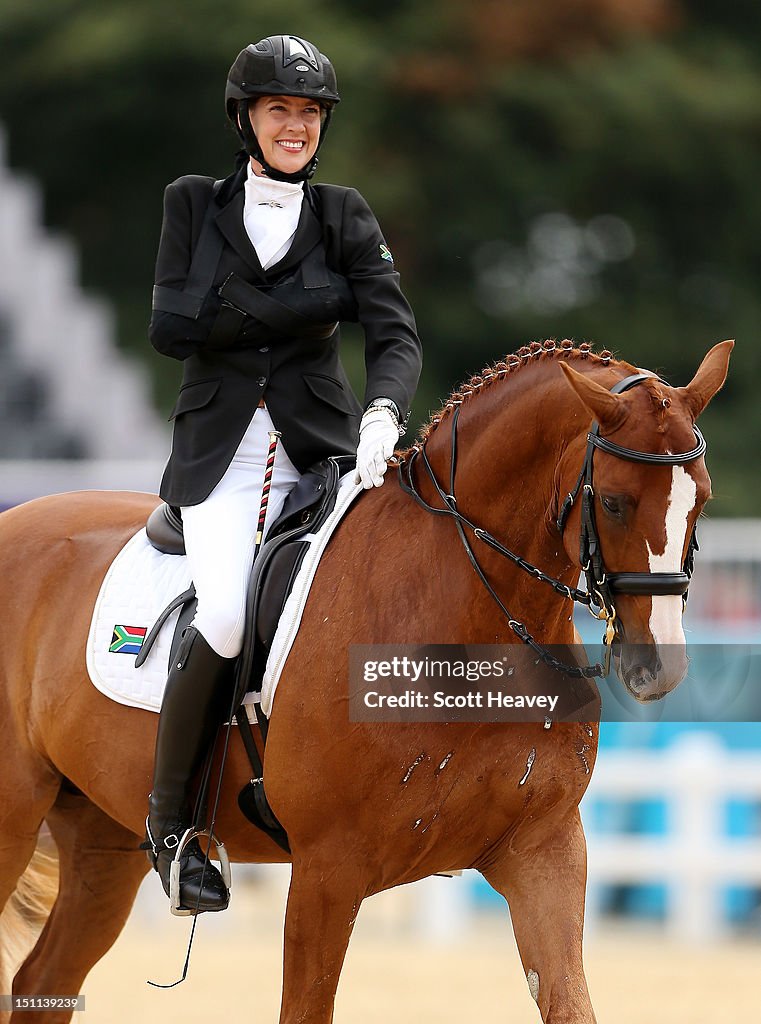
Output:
top-left (398, 372), bottom-right (706, 679)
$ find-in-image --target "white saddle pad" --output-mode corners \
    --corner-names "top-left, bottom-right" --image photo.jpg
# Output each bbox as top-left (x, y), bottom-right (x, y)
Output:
top-left (86, 528), bottom-right (194, 713)
top-left (86, 475), bottom-right (363, 718)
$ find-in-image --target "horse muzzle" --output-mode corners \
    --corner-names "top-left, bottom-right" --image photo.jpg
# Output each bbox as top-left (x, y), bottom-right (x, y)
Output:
top-left (615, 639), bottom-right (689, 702)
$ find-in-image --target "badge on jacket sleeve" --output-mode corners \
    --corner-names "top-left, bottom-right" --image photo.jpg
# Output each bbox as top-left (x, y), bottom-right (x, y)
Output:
top-left (379, 243), bottom-right (394, 263)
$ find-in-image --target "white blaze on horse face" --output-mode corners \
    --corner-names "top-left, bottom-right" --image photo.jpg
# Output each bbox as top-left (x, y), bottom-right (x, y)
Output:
top-left (647, 465), bottom-right (697, 646)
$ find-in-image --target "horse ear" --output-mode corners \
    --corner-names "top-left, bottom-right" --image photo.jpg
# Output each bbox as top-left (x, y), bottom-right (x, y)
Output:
top-left (675, 340), bottom-right (734, 420)
top-left (558, 362), bottom-right (626, 429)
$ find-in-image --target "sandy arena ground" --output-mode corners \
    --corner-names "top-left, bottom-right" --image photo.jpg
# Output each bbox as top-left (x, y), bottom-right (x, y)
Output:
top-left (75, 866), bottom-right (759, 1023)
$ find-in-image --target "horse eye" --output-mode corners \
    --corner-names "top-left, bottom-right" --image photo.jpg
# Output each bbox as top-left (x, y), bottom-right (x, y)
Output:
top-left (600, 494), bottom-right (625, 519)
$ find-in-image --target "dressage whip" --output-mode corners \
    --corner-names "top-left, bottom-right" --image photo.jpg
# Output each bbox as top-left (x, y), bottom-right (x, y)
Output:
top-left (148, 429), bottom-right (282, 988)
top-left (256, 430), bottom-right (282, 555)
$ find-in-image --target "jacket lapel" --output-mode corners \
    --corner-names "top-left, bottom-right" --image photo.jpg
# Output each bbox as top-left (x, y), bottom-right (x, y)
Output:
top-left (214, 165), bottom-right (324, 281)
top-left (215, 170), bottom-right (267, 280)
top-left (263, 192), bottom-right (323, 278)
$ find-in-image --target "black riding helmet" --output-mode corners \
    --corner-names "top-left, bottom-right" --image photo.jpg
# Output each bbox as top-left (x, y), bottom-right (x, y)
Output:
top-left (225, 34), bottom-right (340, 183)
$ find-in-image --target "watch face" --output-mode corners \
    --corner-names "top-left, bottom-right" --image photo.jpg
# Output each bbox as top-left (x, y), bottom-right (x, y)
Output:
top-left (371, 399), bottom-right (398, 416)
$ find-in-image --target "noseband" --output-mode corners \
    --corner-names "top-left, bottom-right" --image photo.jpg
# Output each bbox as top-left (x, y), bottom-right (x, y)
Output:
top-left (398, 373), bottom-right (706, 678)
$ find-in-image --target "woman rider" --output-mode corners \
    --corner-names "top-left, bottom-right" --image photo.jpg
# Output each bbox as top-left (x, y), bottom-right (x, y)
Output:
top-left (143, 34), bottom-right (422, 913)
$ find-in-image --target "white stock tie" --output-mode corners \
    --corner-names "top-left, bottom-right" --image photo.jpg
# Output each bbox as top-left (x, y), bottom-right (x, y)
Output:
top-left (243, 164), bottom-right (305, 270)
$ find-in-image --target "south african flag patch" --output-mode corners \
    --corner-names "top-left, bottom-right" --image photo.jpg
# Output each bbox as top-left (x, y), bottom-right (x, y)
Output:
top-left (109, 624), bottom-right (148, 655)
top-left (379, 243), bottom-right (393, 263)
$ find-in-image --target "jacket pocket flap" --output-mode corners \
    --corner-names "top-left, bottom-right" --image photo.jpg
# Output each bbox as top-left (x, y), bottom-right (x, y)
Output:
top-left (168, 379), bottom-right (221, 420)
top-left (303, 373), bottom-right (356, 415)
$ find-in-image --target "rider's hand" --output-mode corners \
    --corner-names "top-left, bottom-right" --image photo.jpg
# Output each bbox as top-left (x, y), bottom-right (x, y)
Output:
top-left (354, 408), bottom-right (400, 488)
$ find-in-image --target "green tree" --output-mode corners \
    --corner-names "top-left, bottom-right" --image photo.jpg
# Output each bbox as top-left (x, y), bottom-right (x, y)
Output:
top-left (0, 0), bottom-right (757, 511)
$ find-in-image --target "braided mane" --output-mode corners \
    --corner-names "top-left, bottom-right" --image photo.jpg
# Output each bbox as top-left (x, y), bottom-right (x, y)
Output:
top-left (399, 339), bottom-right (632, 462)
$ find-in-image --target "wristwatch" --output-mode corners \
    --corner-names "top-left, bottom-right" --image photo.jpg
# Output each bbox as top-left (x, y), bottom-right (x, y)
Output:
top-left (366, 398), bottom-right (402, 435)
top-left (367, 397), bottom-right (400, 419)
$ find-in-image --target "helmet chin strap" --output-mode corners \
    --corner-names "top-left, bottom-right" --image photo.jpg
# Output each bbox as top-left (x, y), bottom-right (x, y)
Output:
top-left (237, 100), bottom-right (331, 183)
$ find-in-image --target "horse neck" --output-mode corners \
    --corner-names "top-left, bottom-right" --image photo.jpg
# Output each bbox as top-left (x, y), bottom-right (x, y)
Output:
top-left (419, 360), bottom-right (596, 637)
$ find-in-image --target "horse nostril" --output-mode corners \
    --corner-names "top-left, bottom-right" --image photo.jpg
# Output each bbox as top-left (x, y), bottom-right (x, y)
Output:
top-left (624, 666), bottom-right (651, 692)
top-left (622, 645), bottom-right (660, 679)
top-left (622, 659), bottom-right (659, 696)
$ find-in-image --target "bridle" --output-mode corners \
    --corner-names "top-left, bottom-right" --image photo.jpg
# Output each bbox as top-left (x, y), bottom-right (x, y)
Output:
top-left (558, 374), bottom-right (704, 639)
top-left (398, 373), bottom-right (706, 678)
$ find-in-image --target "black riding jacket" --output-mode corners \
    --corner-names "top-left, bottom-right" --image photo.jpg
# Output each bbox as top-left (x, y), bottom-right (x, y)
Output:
top-left (150, 162), bottom-right (422, 506)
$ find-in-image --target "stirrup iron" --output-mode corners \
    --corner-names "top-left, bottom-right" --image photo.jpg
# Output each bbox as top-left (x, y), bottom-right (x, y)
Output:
top-left (167, 827), bottom-right (232, 917)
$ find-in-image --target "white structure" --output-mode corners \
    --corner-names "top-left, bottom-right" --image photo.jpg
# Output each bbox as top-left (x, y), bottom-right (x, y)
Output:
top-left (0, 123), bottom-right (167, 470)
top-left (686, 518), bottom-right (761, 632)
top-left (583, 733), bottom-right (761, 942)
top-left (0, 458), bottom-right (167, 506)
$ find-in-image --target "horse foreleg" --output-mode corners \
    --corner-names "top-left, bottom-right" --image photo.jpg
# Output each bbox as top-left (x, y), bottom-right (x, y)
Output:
top-left (480, 809), bottom-right (596, 1024)
top-left (279, 855), bottom-right (365, 1024)
top-left (11, 789), bottom-right (148, 1024)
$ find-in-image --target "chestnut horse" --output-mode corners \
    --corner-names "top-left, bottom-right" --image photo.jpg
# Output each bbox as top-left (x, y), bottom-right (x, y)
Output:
top-left (0, 341), bottom-right (732, 1023)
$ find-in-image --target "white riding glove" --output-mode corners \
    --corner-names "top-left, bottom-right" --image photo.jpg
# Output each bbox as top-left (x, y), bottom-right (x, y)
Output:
top-left (354, 407), bottom-right (401, 489)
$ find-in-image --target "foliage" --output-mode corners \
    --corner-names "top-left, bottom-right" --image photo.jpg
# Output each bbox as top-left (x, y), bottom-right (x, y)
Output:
top-left (0, 0), bottom-right (758, 511)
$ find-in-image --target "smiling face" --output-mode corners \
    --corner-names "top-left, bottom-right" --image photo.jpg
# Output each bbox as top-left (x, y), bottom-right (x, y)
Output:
top-left (248, 94), bottom-right (322, 175)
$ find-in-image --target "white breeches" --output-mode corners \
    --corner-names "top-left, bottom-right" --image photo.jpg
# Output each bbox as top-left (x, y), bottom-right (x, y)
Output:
top-left (181, 407), bottom-right (301, 658)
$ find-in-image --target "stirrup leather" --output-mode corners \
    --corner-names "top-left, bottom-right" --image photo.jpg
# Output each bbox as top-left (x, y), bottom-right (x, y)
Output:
top-left (142, 817), bottom-right (232, 917)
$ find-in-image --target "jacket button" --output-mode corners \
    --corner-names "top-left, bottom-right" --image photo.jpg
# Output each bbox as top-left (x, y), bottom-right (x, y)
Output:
top-left (257, 376), bottom-right (267, 387)
top-left (259, 346), bottom-right (269, 353)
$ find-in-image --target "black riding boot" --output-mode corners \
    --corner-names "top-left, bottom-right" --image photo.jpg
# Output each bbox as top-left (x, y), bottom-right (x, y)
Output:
top-left (143, 625), bottom-right (234, 914)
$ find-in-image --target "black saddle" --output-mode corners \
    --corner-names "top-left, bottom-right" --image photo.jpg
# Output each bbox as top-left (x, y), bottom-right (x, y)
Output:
top-left (145, 455), bottom-right (354, 653)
